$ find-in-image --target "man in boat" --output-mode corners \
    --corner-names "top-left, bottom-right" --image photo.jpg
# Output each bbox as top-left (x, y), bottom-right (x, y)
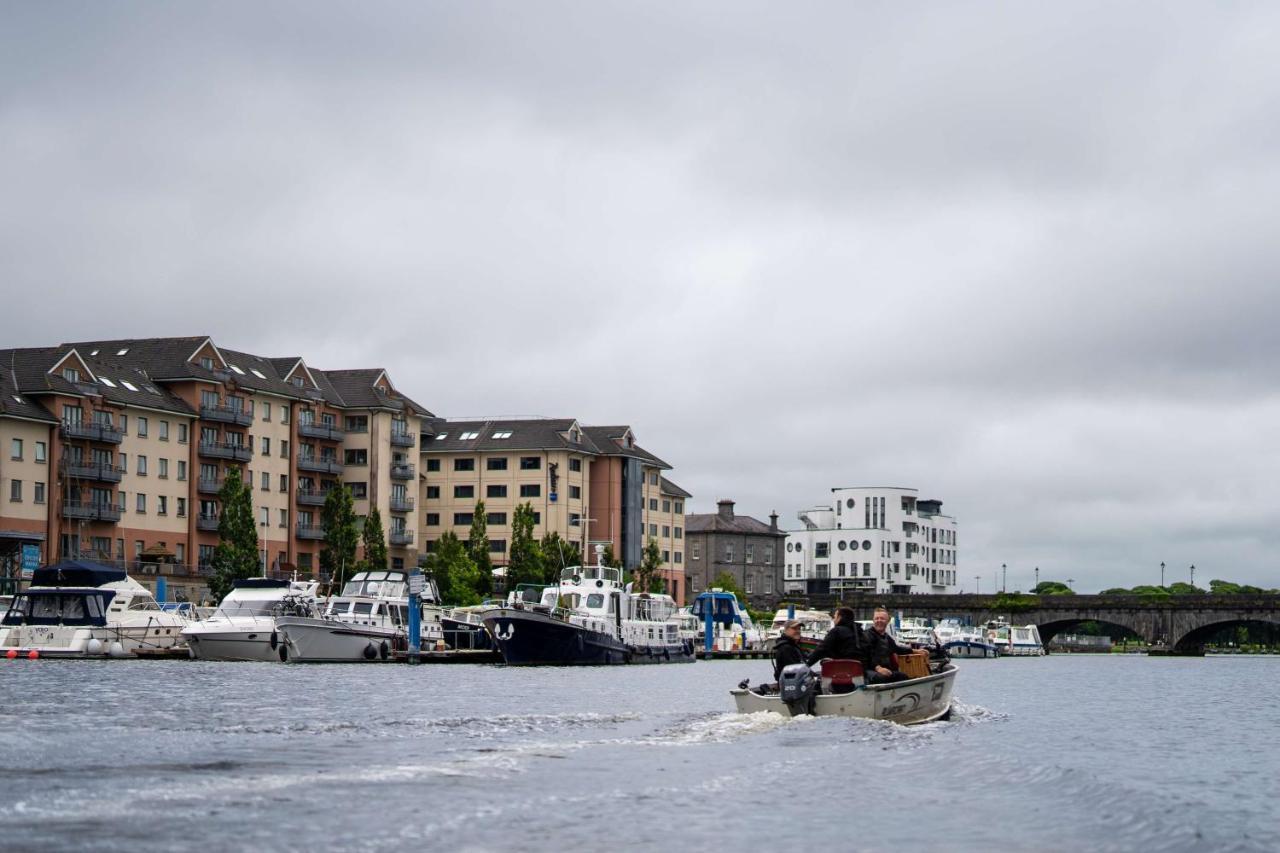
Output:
top-left (771, 619), bottom-right (806, 682)
top-left (863, 606), bottom-right (919, 684)
top-left (804, 606), bottom-right (864, 667)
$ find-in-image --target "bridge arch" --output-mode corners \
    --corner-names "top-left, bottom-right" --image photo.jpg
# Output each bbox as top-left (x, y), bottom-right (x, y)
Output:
top-left (1036, 616), bottom-right (1147, 646)
top-left (1174, 616), bottom-right (1280, 651)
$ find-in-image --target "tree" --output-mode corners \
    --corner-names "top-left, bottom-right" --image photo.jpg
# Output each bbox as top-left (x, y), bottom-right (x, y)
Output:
top-left (1167, 581), bottom-right (1205, 595)
top-left (1033, 581), bottom-right (1073, 596)
top-left (634, 537), bottom-right (664, 594)
top-left (711, 570), bottom-right (746, 602)
top-left (424, 531), bottom-right (482, 607)
top-left (539, 531), bottom-right (581, 584)
top-left (320, 484), bottom-right (359, 590)
top-left (468, 500), bottom-right (492, 594)
top-left (208, 467), bottom-right (259, 603)
top-left (507, 502), bottom-right (544, 589)
top-left (600, 544), bottom-right (623, 569)
top-left (360, 507), bottom-right (388, 573)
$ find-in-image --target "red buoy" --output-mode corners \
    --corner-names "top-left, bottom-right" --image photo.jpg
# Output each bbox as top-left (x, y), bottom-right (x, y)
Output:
top-left (5, 649), bottom-right (16, 660)
top-left (27, 650), bottom-right (39, 660)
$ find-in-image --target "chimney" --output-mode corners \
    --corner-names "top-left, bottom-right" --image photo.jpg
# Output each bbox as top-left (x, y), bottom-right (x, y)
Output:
top-left (717, 499), bottom-right (735, 521)
top-left (769, 511), bottom-right (779, 532)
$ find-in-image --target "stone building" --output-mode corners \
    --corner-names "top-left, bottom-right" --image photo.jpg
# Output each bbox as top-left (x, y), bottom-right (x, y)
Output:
top-left (684, 499), bottom-right (785, 599)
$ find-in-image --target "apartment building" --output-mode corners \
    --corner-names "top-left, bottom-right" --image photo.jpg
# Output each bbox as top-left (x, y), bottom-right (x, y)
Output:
top-left (684, 499), bottom-right (786, 600)
top-left (420, 419), bottom-right (690, 600)
top-left (0, 337), bottom-right (431, 601)
top-left (783, 486), bottom-right (958, 595)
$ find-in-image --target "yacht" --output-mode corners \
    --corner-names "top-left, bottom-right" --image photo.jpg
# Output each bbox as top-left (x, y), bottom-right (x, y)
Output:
top-left (0, 561), bottom-right (188, 658)
top-left (895, 616), bottom-right (941, 649)
top-left (688, 589), bottom-right (766, 651)
top-left (934, 618), bottom-right (1001, 658)
top-left (481, 546), bottom-right (694, 665)
top-left (182, 577), bottom-right (320, 662)
top-left (986, 619), bottom-right (1045, 656)
top-left (275, 569), bottom-right (443, 662)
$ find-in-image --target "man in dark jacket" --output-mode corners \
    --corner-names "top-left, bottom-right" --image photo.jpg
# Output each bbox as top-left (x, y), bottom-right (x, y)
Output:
top-left (805, 606), bottom-right (863, 666)
top-left (771, 619), bottom-right (807, 682)
top-left (863, 606), bottom-right (917, 684)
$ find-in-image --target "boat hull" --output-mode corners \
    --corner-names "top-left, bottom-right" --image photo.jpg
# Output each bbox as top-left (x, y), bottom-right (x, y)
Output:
top-left (944, 639), bottom-right (1000, 659)
top-left (731, 665), bottom-right (957, 725)
top-left (182, 624), bottom-right (282, 662)
top-left (275, 617), bottom-right (400, 663)
top-left (483, 608), bottom-right (694, 666)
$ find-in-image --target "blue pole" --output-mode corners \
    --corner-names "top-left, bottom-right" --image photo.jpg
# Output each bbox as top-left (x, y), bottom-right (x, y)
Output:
top-left (787, 602), bottom-right (795, 620)
top-left (408, 569), bottom-right (422, 664)
top-left (156, 576), bottom-right (167, 603)
top-left (704, 595), bottom-right (714, 655)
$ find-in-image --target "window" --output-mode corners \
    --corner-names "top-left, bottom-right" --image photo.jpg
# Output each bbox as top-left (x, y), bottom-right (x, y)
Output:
top-left (426, 458), bottom-right (441, 472)
top-left (9, 480), bottom-right (21, 501)
top-left (280, 439), bottom-right (289, 459)
top-left (662, 525), bottom-right (670, 537)
top-left (425, 513), bottom-right (440, 526)
top-left (454, 458), bottom-right (475, 472)
top-left (159, 420), bottom-right (169, 441)
top-left (815, 542), bottom-right (829, 558)
top-left (674, 501), bottom-right (683, 514)
top-left (691, 542), bottom-right (700, 560)
top-left (136, 493), bottom-right (146, 513)
top-left (177, 497), bottom-right (186, 517)
top-left (487, 484), bottom-right (507, 498)
top-left (458, 431), bottom-right (480, 440)
top-left (426, 486), bottom-right (440, 499)
top-left (261, 402), bottom-right (271, 421)
top-left (259, 507), bottom-right (269, 526)
top-left (178, 423), bottom-right (188, 443)
top-left (63, 367), bottom-right (80, 383)
top-left (344, 415), bottom-right (368, 432)
top-left (649, 472), bottom-right (659, 486)
top-left (158, 496), bottom-right (168, 516)
top-left (280, 405), bottom-right (290, 424)
top-left (261, 472), bottom-right (270, 491)
top-left (279, 509), bottom-right (288, 528)
top-left (454, 485), bottom-right (475, 499)
top-left (648, 498), bottom-right (658, 511)
top-left (349, 483), bottom-right (368, 500)
top-left (35, 441), bottom-right (46, 463)
top-left (157, 458), bottom-right (167, 479)
top-left (520, 456), bottom-right (541, 470)
top-left (344, 449), bottom-right (367, 465)
top-left (137, 455), bottom-right (148, 476)
top-left (725, 543), bottom-right (734, 562)
top-left (569, 458), bottom-right (582, 472)
top-left (491, 431), bottom-right (512, 439)
top-left (662, 550), bottom-right (670, 562)
top-left (569, 512), bottom-right (582, 526)
top-left (487, 457), bottom-right (508, 471)
top-left (532, 512), bottom-right (540, 524)
top-left (118, 491), bottom-right (126, 512)
top-left (279, 474), bottom-right (288, 492)
top-left (662, 499), bottom-right (671, 513)
top-left (489, 539), bottom-right (507, 553)
top-left (453, 512), bottom-right (473, 525)
top-left (764, 545), bottom-right (773, 563)
top-left (569, 485), bottom-right (581, 500)
top-left (137, 417), bottom-right (148, 437)
top-left (177, 460), bottom-right (186, 481)
top-left (33, 482), bottom-right (45, 503)
top-left (9, 438), bottom-right (21, 460)
top-left (486, 512), bottom-right (507, 525)
top-left (519, 484), bottom-right (540, 498)
top-left (261, 437), bottom-right (270, 455)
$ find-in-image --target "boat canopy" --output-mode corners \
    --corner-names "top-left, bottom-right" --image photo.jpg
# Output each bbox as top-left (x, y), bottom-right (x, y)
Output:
top-left (232, 578), bottom-right (290, 590)
top-left (1, 589), bottom-right (115, 626)
top-left (30, 561), bottom-right (127, 588)
top-left (690, 591), bottom-right (744, 628)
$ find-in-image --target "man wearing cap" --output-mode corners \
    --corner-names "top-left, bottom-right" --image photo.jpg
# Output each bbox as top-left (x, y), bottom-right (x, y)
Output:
top-left (771, 619), bottom-right (807, 682)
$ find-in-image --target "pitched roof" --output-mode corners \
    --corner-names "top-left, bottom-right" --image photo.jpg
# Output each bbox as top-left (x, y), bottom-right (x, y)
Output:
top-left (0, 346), bottom-right (197, 417)
top-left (659, 477), bottom-right (691, 499)
top-left (316, 368), bottom-right (433, 416)
top-left (0, 367), bottom-right (57, 423)
top-left (685, 512), bottom-right (783, 537)
top-left (581, 425), bottom-right (671, 469)
top-left (425, 418), bottom-right (601, 455)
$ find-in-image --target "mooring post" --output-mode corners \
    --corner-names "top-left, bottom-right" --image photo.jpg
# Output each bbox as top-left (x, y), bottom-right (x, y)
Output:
top-left (408, 569), bottom-right (423, 664)
top-left (704, 596), bottom-right (715, 654)
top-left (155, 576), bottom-right (167, 604)
top-left (787, 602), bottom-right (795, 621)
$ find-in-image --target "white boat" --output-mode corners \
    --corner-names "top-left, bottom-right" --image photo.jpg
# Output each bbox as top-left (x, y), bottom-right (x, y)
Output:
top-left (182, 577), bottom-right (320, 662)
top-left (934, 619), bottom-right (1001, 658)
top-left (986, 619), bottom-right (1045, 656)
top-left (688, 589), bottom-right (767, 651)
top-left (767, 608), bottom-right (834, 656)
top-left (0, 561), bottom-right (188, 658)
top-left (895, 616), bottom-right (941, 649)
top-left (732, 663), bottom-right (957, 725)
top-left (275, 569), bottom-right (443, 663)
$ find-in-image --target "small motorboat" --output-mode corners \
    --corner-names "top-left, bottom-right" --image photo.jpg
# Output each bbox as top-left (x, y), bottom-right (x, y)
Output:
top-left (731, 659), bottom-right (957, 725)
top-left (934, 619), bottom-right (1001, 658)
top-left (182, 577), bottom-right (320, 661)
top-left (688, 589), bottom-right (767, 651)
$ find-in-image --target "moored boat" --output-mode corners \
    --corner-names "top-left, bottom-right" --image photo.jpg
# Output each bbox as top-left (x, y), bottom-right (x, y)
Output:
top-left (986, 619), bottom-right (1045, 656)
top-left (934, 619), bottom-right (1001, 658)
top-left (689, 589), bottom-right (766, 651)
top-left (766, 608), bottom-right (833, 655)
top-left (182, 577), bottom-right (320, 661)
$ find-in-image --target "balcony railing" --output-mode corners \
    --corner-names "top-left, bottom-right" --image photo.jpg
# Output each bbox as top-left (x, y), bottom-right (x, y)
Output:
top-left (196, 477), bottom-right (224, 495)
top-left (390, 462), bottom-right (416, 480)
top-left (61, 421), bottom-right (124, 444)
top-left (296, 488), bottom-right (330, 506)
top-left (61, 501), bottom-right (122, 523)
top-left (389, 529), bottom-right (415, 546)
top-left (389, 431), bottom-right (415, 447)
top-left (297, 455), bottom-right (343, 475)
top-left (196, 514), bottom-right (220, 532)
top-left (200, 403), bottom-right (254, 426)
top-left (198, 441), bottom-right (252, 462)
top-left (296, 523), bottom-right (326, 540)
top-left (389, 495), bottom-right (415, 513)
top-left (297, 421), bottom-right (345, 441)
top-left (61, 457), bottom-right (125, 483)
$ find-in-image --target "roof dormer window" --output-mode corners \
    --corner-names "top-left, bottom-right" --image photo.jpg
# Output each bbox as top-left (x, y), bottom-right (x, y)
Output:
top-left (63, 368), bottom-right (80, 383)
top-left (199, 357), bottom-right (214, 370)
top-left (292, 377), bottom-right (304, 388)
top-left (459, 431), bottom-right (480, 440)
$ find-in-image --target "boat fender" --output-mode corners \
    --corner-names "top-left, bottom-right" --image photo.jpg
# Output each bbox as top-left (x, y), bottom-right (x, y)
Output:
top-left (278, 644), bottom-right (288, 662)
top-left (363, 643), bottom-right (378, 660)
top-left (663, 648), bottom-right (670, 661)
top-left (108, 641), bottom-right (127, 658)
top-left (86, 638), bottom-right (104, 655)
top-left (27, 650), bottom-right (39, 660)
top-left (269, 631), bottom-right (278, 650)
top-left (379, 641), bottom-right (390, 660)
top-left (596, 580), bottom-right (603, 588)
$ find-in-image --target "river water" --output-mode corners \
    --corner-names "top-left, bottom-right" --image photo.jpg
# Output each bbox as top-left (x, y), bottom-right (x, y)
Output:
top-left (0, 655), bottom-right (1276, 852)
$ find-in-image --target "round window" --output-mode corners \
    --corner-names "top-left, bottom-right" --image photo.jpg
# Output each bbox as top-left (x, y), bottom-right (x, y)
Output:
top-left (846, 498), bottom-right (854, 509)
top-left (795, 542), bottom-right (803, 552)
top-left (862, 540), bottom-right (872, 550)
top-left (786, 542), bottom-right (793, 552)
top-left (837, 540), bottom-right (847, 551)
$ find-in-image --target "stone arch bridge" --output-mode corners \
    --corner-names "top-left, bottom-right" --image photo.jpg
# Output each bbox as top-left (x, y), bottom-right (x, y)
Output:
top-left (751, 593), bottom-right (1280, 652)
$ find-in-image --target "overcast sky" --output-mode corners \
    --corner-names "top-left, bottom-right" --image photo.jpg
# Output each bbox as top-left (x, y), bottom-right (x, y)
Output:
top-left (4, 3), bottom-right (1279, 592)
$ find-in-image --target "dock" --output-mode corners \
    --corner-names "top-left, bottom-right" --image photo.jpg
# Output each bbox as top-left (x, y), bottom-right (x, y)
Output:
top-left (392, 649), bottom-right (502, 664)
top-left (695, 648), bottom-right (771, 660)
top-left (132, 647), bottom-right (192, 659)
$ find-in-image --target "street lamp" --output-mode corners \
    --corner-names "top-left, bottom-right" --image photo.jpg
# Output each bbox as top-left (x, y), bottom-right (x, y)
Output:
top-left (1066, 578), bottom-right (1075, 591)
top-left (1002, 563), bottom-right (1007, 593)
top-left (974, 575), bottom-right (981, 595)
top-left (1160, 561), bottom-right (1165, 588)
top-left (1035, 566), bottom-right (1039, 590)
top-left (1190, 564), bottom-right (1196, 589)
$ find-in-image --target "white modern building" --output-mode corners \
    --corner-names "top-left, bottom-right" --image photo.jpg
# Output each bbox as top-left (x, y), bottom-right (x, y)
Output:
top-left (782, 486), bottom-right (958, 595)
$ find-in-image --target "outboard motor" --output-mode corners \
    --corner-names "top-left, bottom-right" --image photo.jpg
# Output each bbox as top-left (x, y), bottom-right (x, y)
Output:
top-left (778, 663), bottom-right (817, 716)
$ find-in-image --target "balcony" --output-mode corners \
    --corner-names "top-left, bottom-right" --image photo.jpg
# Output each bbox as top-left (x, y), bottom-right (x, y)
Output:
top-left (296, 488), bottom-right (330, 506)
top-left (200, 403), bottom-right (254, 426)
top-left (196, 514), bottom-right (220, 532)
top-left (196, 477), bottom-right (223, 495)
top-left (61, 421), bottom-right (124, 444)
top-left (296, 523), bottom-right (326, 540)
top-left (199, 441), bottom-right (252, 462)
top-left (389, 495), bottom-right (415, 513)
top-left (61, 501), bottom-right (122, 523)
top-left (390, 431), bottom-right (415, 448)
top-left (389, 529), bottom-right (415, 547)
top-left (297, 454), bottom-right (343, 475)
top-left (390, 462), bottom-right (416, 481)
top-left (298, 421), bottom-right (345, 441)
top-left (61, 457), bottom-right (124, 483)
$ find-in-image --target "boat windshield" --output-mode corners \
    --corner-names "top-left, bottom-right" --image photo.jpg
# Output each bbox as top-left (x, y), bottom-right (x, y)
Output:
top-left (1, 591), bottom-right (112, 626)
top-left (585, 593), bottom-right (605, 610)
top-left (560, 566), bottom-right (621, 584)
top-left (339, 571), bottom-right (407, 598)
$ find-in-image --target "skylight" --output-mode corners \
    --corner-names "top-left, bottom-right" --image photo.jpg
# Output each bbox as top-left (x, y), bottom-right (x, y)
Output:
top-left (13, 395), bottom-right (23, 404)
top-left (492, 431), bottom-right (513, 439)
top-left (116, 348), bottom-right (129, 356)
top-left (121, 381), bottom-right (139, 392)
top-left (99, 377), bottom-right (117, 388)
top-left (435, 433), bottom-right (448, 440)
top-left (145, 385), bottom-right (160, 395)
top-left (459, 431), bottom-right (480, 440)
top-left (250, 369), bottom-right (267, 379)
top-left (230, 365), bottom-right (245, 375)
top-left (90, 350), bottom-right (99, 356)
